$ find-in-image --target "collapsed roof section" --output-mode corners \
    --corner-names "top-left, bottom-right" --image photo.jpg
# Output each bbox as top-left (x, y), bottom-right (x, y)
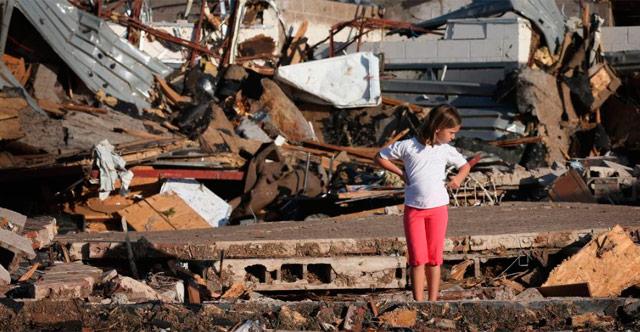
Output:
top-left (8, 0), bottom-right (171, 111)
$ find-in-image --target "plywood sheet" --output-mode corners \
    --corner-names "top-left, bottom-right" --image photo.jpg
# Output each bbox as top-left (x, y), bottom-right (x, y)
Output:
top-left (118, 192), bottom-right (211, 231)
top-left (543, 225), bottom-right (640, 296)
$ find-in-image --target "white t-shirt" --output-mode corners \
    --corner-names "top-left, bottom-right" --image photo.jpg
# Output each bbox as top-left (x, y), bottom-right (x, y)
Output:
top-left (379, 137), bottom-right (468, 209)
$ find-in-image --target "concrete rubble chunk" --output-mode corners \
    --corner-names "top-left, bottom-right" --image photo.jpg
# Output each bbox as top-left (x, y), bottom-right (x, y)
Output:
top-left (100, 269), bottom-right (118, 284)
top-left (21, 216), bottom-right (57, 249)
top-left (0, 207), bottom-right (27, 232)
top-left (112, 276), bottom-right (174, 303)
top-left (0, 229), bottom-right (36, 260)
top-left (543, 225), bottom-right (640, 297)
top-left (30, 262), bottom-right (103, 300)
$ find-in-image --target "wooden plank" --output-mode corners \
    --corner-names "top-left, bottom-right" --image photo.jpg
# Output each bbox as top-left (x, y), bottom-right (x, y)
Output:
top-left (543, 225), bottom-right (640, 297)
top-left (381, 97), bottom-right (424, 113)
top-left (487, 136), bottom-right (543, 147)
top-left (0, 117), bottom-right (24, 140)
top-left (154, 75), bottom-right (191, 105)
top-left (117, 198), bottom-right (173, 232)
top-left (18, 263), bottom-right (40, 282)
top-left (117, 192), bottom-right (212, 231)
top-left (538, 283), bottom-right (591, 297)
top-left (187, 279), bottom-right (202, 304)
top-left (284, 20), bottom-right (308, 65)
top-left (589, 64), bottom-right (621, 111)
top-left (302, 141), bottom-right (378, 160)
top-left (2, 54), bottom-right (30, 85)
top-left (0, 97), bottom-right (28, 111)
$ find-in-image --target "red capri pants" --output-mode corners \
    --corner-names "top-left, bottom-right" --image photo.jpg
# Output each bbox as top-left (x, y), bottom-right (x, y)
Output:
top-left (403, 205), bottom-right (448, 266)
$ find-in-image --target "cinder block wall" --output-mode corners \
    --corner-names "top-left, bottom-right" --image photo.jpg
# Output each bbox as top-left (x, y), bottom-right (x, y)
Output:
top-left (601, 26), bottom-right (640, 52)
top-left (355, 17), bottom-right (532, 65)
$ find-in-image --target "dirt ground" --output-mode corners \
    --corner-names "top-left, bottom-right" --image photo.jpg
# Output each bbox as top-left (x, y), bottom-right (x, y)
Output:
top-left (0, 297), bottom-right (637, 331)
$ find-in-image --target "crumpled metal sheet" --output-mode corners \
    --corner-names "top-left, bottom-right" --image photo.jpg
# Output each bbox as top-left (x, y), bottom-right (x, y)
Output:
top-left (15, 0), bottom-right (171, 110)
top-left (275, 52), bottom-right (381, 108)
top-left (390, 0), bottom-right (566, 53)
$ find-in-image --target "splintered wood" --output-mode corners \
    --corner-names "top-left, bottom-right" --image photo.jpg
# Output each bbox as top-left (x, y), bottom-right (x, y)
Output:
top-left (543, 225), bottom-right (640, 297)
top-left (118, 192), bottom-right (211, 231)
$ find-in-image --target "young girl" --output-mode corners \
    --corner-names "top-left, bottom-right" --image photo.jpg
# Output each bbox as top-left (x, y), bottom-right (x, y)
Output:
top-left (375, 104), bottom-right (470, 301)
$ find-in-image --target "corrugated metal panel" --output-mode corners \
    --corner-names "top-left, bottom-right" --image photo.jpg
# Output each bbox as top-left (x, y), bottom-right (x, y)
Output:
top-left (15, 0), bottom-right (171, 110)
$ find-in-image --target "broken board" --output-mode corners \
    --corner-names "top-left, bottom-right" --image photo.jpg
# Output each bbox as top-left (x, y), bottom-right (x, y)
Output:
top-left (118, 192), bottom-right (211, 231)
top-left (543, 225), bottom-right (640, 297)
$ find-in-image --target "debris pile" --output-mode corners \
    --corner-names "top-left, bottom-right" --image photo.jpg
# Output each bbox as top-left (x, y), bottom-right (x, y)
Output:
top-left (0, 0), bottom-right (639, 329)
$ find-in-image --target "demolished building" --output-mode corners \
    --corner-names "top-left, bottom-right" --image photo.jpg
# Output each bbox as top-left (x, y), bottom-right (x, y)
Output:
top-left (0, 0), bottom-right (638, 330)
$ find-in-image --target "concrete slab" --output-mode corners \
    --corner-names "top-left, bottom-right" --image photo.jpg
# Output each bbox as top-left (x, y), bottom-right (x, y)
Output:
top-left (57, 202), bottom-right (640, 261)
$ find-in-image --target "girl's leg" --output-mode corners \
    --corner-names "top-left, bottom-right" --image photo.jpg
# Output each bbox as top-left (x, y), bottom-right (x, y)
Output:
top-left (404, 206), bottom-right (429, 301)
top-left (411, 264), bottom-right (426, 301)
top-left (424, 206), bottom-right (449, 301)
top-left (426, 264), bottom-right (441, 301)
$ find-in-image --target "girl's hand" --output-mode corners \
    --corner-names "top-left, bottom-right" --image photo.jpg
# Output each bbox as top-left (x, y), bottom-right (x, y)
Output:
top-left (447, 178), bottom-right (461, 189)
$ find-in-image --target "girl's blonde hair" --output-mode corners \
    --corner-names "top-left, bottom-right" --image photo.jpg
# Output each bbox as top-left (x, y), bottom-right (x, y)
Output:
top-left (418, 104), bottom-right (462, 145)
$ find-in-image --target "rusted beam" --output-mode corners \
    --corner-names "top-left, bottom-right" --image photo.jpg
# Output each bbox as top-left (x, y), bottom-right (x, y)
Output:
top-left (487, 136), bottom-right (543, 147)
top-left (311, 17), bottom-right (438, 57)
top-left (189, 0), bottom-right (207, 67)
top-left (89, 167), bottom-right (244, 181)
top-left (108, 14), bottom-right (217, 57)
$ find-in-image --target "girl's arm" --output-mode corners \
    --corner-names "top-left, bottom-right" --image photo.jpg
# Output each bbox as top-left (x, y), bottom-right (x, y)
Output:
top-left (447, 163), bottom-right (470, 189)
top-left (374, 152), bottom-right (404, 179)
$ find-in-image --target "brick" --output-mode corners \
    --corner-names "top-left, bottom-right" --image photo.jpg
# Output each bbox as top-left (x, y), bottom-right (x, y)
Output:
top-left (22, 216), bottom-right (57, 250)
top-left (0, 229), bottom-right (36, 260)
top-left (31, 262), bottom-right (103, 300)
